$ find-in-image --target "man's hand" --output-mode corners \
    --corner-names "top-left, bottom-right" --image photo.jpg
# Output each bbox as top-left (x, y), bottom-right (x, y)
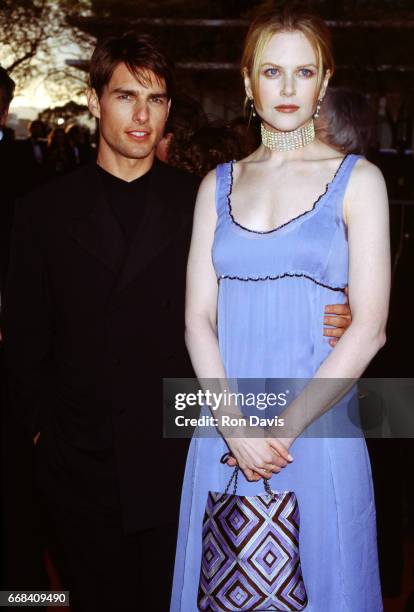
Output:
top-left (324, 287), bottom-right (352, 347)
top-left (33, 432), bottom-right (40, 446)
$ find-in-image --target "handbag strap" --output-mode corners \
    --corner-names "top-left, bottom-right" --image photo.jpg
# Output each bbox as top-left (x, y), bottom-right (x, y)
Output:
top-left (220, 452), bottom-right (275, 499)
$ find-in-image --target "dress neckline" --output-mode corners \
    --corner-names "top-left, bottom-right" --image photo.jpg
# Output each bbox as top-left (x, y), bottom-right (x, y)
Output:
top-left (226, 154), bottom-right (350, 235)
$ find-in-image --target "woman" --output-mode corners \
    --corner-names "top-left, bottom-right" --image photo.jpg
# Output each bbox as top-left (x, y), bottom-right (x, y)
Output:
top-left (171, 7), bottom-right (389, 611)
top-left (316, 86), bottom-right (376, 156)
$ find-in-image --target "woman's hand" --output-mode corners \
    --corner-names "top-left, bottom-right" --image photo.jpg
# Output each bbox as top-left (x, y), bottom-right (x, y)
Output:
top-left (225, 435), bottom-right (293, 481)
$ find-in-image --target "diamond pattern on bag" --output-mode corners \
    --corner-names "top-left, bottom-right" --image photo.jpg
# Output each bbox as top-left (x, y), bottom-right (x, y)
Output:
top-left (202, 528), bottom-right (230, 579)
top-left (213, 564), bottom-right (266, 611)
top-left (198, 489), bottom-right (308, 611)
top-left (247, 531), bottom-right (291, 585)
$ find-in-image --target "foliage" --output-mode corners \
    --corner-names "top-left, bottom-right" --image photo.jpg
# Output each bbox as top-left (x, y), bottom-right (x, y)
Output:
top-left (0, 0), bottom-right (93, 94)
top-left (37, 99), bottom-right (92, 127)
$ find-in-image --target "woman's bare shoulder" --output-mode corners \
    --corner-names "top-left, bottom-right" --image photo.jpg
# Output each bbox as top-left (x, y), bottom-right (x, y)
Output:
top-left (344, 157), bottom-right (388, 222)
top-left (196, 167), bottom-right (218, 199)
top-left (350, 157), bottom-right (385, 187)
top-left (193, 168), bottom-right (220, 222)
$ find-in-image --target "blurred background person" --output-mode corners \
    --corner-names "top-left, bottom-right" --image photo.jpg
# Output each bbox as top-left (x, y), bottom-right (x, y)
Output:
top-left (1, 65), bottom-right (50, 598)
top-left (65, 123), bottom-right (93, 166)
top-left (378, 91), bottom-right (413, 152)
top-left (45, 126), bottom-right (76, 176)
top-left (0, 66), bottom-right (14, 132)
top-left (372, 92), bottom-right (414, 208)
top-left (162, 102), bottom-right (259, 176)
top-left (0, 125), bottom-right (14, 143)
top-left (315, 86), bottom-right (376, 155)
top-left (21, 119), bottom-right (48, 165)
top-left (16, 119), bottom-right (48, 194)
top-left (170, 121), bottom-right (243, 176)
top-left (0, 65), bottom-right (16, 301)
top-left (157, 94), bottom-right (207, 164)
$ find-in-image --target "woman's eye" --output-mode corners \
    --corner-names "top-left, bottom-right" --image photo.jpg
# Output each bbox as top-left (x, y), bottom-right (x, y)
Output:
top-left (298, 68), bottom-right (314, 78)
top-left (264, 67), bottom-right (279, 77)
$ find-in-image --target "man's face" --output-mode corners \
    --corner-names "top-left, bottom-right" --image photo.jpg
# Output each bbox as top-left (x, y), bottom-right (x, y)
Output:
top-left (89, 63), bottom-right (170, 162)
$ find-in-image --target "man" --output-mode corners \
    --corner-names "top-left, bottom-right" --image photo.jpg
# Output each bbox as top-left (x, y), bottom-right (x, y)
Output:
top-left (16, 119), bottom-right (49, 194)
top-left (0, 66), bottom-right (16, 299)
top-left (1, 67), bottom-right (51, 594)
top-left (0, 66), bottom-right (14, 130)
top-left (3, 33), bottom-right (351, 611)
top-left (4, 34), bottom-right (198, 611)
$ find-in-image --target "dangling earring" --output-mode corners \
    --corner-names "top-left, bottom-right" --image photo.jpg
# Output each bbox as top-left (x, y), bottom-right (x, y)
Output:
top-left (250, 97), bottom-right (256, 117)
top-left (313, 98), bottom-right (323, 119)
top-left (247, 97), bottom-right (256, 128)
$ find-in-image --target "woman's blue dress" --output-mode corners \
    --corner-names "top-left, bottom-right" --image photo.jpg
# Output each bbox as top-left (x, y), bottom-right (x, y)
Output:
top-left (171, 154), bottom-right (383, 611)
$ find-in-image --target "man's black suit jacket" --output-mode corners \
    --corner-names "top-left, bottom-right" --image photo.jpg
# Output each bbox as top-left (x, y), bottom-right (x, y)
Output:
top-left (3, 159), bottom-right (200, 532)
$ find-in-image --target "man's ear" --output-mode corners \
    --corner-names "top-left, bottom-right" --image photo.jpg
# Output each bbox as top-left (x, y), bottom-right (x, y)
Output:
top-left (164, 132), bottom-right (173, 146)
top-left (87, 88), bottom-right (101, 119)
top-left (243, 67), bottom-right (253, 100)
top-left (0, 107), bottom-right (9, 128)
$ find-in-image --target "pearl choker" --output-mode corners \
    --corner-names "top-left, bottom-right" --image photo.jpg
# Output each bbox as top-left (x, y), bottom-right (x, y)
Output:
top-left (261, 119), bottom-right (315, 151)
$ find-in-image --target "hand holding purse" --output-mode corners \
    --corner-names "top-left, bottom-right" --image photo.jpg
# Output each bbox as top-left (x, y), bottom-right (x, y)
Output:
top-left (198, 453), bottom-right (308, 611)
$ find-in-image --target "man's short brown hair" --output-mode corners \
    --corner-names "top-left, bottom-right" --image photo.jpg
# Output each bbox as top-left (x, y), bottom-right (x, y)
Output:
top-left (89, 32), bottom-right (175, 99)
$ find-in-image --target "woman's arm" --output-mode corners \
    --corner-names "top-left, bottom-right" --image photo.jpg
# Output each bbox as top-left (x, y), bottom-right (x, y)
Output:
top-left (185, 170), bottom-right (292, 479)
top-left (321, 158), bottom-right (390, 372)
top-left (274, 158), bottom-right (390, 442)
top-left (184, 170), bottom-right (226, 379)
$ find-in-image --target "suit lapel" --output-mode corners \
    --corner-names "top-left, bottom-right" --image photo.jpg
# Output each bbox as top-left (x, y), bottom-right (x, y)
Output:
top-left (113, 159), bottom-right (187, 294)
top-left (67, 163), bottom-right (125, 273)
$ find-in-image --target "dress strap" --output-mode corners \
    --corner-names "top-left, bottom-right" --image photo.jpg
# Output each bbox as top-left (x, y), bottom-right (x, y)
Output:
top-left (215, 162), bottom-right (233, 218)
top-left (331, 154), bottom-right (363, 221)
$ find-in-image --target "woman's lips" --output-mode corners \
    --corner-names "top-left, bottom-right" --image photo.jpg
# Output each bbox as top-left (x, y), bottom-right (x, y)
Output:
top-left (275, 105), bottom-right (300, 113)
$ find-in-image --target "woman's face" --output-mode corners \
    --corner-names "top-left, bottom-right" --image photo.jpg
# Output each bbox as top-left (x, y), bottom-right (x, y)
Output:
top-left (246, 30), bottom-right (329, 132)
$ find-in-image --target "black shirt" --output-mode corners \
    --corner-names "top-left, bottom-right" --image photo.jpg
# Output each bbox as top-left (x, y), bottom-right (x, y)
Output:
top-left (97, 163), bottom-right (152, 244)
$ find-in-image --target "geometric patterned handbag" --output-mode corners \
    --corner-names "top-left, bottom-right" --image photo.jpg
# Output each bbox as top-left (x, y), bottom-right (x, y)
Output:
top-left (197, 454), bottom-right (308, 611)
